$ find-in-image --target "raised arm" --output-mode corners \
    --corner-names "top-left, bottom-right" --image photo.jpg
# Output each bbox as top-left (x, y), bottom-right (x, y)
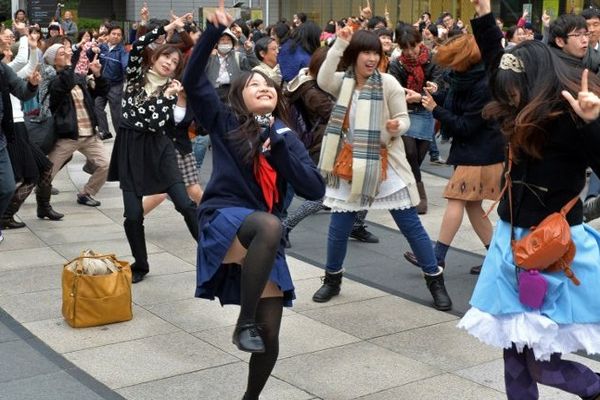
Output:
top-left (470, 0), bottom-right (504, 74)
top-left (183, 17), bottom-right (234, 134)
top-left (317, 34), bottom-right (347, 97)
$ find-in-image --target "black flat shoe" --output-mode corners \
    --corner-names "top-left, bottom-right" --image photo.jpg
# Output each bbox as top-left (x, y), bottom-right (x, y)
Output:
top-left (470, 265), bottom-right (482, 275)
top-left (131, 271), bottom-right (148, 283)
top-left (232, 323), bottom-right (265, 353)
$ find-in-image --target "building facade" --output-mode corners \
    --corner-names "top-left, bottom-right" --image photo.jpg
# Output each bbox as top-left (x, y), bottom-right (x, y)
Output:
top-left (11, 0), bottom-right (600, 31)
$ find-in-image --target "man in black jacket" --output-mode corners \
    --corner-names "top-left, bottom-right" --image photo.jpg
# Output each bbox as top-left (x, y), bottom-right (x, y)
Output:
top-left (40, 43), bottom-right (110, 207)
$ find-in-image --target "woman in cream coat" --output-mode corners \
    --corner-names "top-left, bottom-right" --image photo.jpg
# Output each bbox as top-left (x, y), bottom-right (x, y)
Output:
top-left (311, 27), bottom-right (452, 311)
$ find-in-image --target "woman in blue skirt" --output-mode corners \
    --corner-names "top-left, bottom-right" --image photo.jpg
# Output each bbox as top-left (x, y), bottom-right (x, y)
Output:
top-left (459, 0), bottom-right (600, 398)
top-left (183, 6), bottom-right (325, 400)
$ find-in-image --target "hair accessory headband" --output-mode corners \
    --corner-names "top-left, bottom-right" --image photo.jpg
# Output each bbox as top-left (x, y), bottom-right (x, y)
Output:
top-left (499, 53), bottom-right (524, 73)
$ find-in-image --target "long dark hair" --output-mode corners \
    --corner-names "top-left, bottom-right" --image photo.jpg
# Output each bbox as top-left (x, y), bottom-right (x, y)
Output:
top-left (286, 21), bottom-right (321, 54)
top-left (228, 71), bottom-right (292, 165)
top-left (483, 40), bottom-right (600, 159)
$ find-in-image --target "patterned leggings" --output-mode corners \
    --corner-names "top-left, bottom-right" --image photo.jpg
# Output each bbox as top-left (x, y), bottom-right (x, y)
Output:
top-left (282, 199), bottom-right (367, 232)
top-left (504, 344), bottom-right (600, 399)
top-left (3, 167), bottom-right (52, 218)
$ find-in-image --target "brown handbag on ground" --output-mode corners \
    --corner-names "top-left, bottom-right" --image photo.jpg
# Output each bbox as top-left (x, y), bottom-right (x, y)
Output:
top-left (331, 103), bottom-right (388, 182)
top-left (61, 250), bottom-right (133, 328)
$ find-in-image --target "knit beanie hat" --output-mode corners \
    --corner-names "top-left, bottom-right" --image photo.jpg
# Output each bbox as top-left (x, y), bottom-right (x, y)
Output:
top-left (43, 44), bottom-right (63, 66)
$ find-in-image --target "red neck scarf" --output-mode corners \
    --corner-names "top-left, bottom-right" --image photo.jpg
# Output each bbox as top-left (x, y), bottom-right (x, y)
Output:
top-left (254, 154), bottom-right (279, 213)
top-left (399, 44), bottom-right (430, 93)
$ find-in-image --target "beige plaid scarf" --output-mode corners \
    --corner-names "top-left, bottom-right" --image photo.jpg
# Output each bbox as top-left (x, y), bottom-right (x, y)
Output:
top-left (318, 68), bottom-right (384, 206)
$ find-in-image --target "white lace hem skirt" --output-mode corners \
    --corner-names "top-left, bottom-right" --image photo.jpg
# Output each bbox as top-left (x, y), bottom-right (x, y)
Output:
top-left (324, 186), bottom-right (413, 212)
top-left (458, 307), bottom-right (600, 361)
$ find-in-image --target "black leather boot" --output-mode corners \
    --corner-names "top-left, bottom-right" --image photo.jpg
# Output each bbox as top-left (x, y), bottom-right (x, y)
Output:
top-left (36, 186), bottom-right (64, 220)
top-left (424, 271), bottom-right (452, 311)
top-left (124, 219), bottom-right (149, 283)
top-left (312, 271), bottom-right (343, 303)
top-left (1, 198), bottom-right (26, 229)
top-left (232, 323), bottom-right (265, 353)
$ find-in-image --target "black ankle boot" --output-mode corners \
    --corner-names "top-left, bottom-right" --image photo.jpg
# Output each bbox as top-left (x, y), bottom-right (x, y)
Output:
top-left (424, 271), bottom-right (452, 311)
top-left (312, 271), bottom-right (343, 303)
top-left (36, 186), bottom-right (64, 220)
top-left (232, 323), bottom-right (265, 353)
top-left (0, 216), bottom-right (26, 229)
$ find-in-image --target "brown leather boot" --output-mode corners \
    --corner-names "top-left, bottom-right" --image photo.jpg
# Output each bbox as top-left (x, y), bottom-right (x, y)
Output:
top-left (416, 181), bottom-right (428, 215)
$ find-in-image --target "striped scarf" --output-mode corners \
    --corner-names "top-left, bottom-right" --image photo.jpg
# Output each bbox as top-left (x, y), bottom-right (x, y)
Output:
top-left (318, 68), bottom-right (384, 206)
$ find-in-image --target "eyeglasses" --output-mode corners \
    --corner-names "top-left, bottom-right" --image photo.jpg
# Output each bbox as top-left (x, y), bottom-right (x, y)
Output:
top-left (567, 31), bottom-right (591, 39)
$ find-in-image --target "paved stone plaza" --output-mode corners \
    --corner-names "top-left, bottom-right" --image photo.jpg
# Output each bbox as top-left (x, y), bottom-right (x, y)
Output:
top-left (1, 142), bottom-right (599, 400)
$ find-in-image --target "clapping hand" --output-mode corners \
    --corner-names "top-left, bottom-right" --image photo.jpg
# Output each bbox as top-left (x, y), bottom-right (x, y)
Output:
top-left (404, 88), bottom-right (422, 104)
top-left (386, 119), bottom-right (402, 134)
top-left (164, 79), bottom-right (183, 98)
top-left (562, 69), bottom-right (600, 123)
top-left (421, 87), bottom-right (437, 112)
top-left (89, 55), bottom-right (102, 77)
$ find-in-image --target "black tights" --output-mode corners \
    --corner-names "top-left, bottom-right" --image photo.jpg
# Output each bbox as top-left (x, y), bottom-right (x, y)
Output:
top-left (244, 297), bottom-right (284, 400)
top-left (236, 211), bottom-right (282, 325)
top-left (122, 183), bottom-right (198, 272)
top-left (402, 136), bottom-right (430, 183)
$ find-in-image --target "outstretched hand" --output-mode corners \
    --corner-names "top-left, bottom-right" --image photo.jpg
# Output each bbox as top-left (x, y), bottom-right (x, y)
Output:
top-left (470, 0), bottom-right (491, 17)
top-left (336, 25), bottom-right (353, 42)
top-left (562, 69), bottom-right (600, 123)
top-left (209, 0), bottom-right (234, 28)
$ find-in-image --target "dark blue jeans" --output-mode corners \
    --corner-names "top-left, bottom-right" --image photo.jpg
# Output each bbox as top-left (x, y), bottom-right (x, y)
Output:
top-left (0, 146), bottom-right (15, 218)
top-left (326, 207), bottom-right (438, 274)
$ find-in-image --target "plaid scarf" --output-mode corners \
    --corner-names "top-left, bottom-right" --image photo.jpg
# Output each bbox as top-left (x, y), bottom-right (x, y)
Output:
top-left (318, 68), bottom-right (384, 206)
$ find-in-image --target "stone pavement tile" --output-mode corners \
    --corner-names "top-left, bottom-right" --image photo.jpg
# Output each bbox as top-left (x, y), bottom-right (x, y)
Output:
top-left (146, 298), bottom-right (240, 333)
top-left (116, 362), bottom-right (316, 400)
top-left (22, 212), bottom-right (116, 231)
top-left (455, 357), bottom-right (598, 399)
top-left (32, 223), bottom-right (126, 246)
top-left (301, 295), bottom-right (456, 340)
top-left (51, 238), bottom-right (162, 260)
top-left (165, 244), bottom-right (198, 265)
top-left (288, 256), bottom-right (326, 281)
top-left (0, 289), bottom-right (62, 323)
top-left (23, 306), bottom-right (181, 353)
top-left (0, 265), bottom-right (61, 297)
top-left (370, 320), bottom-right (499, 371)
top-left (0, 341), bottom-right (59, 383)
top-left (0, 322), bottom-right (18, 343)
top-left (65, 331), bottom-right (238, 389)
top-left (355, 373), bottom-right (505, 400)
top-left (0, 247), bottom-right (65, 272)
top-left (120, 252), bottom-right (196, 275)
top-left (131, 271), bottom-right (197, 306)
top-left (193, 312), bottom-right (361, 362)
top-left (0, 229), bottom-right (46, 251)
top-left (0, 371), bottom-right (111, 400)
top-left (273, 341), bottom-right (442, 400)
top-left (291, 276), bottom-right (388, 312)
top-left (98, 207), bottom-right (125, 223)
top-left (18, 201), bottom-right (99, 219)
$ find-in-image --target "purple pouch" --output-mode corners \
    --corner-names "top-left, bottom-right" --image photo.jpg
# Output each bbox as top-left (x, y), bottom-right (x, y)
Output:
top-left (518, 269), bottom-right (548, 309)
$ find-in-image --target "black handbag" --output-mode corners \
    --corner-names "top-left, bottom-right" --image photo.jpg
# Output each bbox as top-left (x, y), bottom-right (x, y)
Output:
top-left (24, 114), bottom-right (56, 155)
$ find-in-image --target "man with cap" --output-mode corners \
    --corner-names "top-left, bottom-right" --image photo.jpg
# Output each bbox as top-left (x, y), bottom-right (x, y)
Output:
top-left (0, 31), bottom-right (40, 243)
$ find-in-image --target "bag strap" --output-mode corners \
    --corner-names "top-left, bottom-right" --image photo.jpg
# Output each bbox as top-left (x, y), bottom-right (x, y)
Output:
top-left (560, 195), bottom-right (580, 217)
